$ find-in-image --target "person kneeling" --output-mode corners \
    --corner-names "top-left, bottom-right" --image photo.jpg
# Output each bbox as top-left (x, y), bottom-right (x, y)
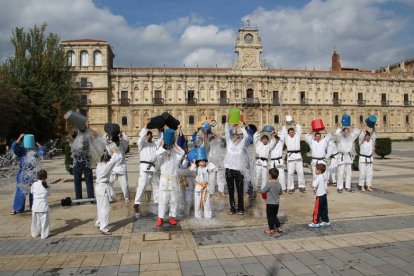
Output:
top-left (95, 143), bottom-right (121, 235)
top-left (308, 164), bottom-right (330, 228)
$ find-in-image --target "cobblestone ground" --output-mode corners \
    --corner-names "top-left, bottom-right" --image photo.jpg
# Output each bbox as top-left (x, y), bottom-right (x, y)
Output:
top-left (0, 142), bottom-right (413, 275)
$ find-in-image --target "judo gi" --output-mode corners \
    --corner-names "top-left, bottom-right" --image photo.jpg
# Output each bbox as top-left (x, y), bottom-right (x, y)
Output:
top-left (284, 124), bottom-right (305, 191)
top-left (109, 133), bottom-right (130, 200)
top-left (305, 132), bottom-right (331, 178)
top-left (207, 135), bottom-right (226, 193)
top-left (156, 145), bottom-right (185, 220)
top-left (253, 132), bottom-right (276, 191)
top-left (31, 180), bottom-right (50, 239)
top-left (269, 135), bottom-right (286, 191)
top-left (325, 140), bottom-right (339, 184)
top-left (334, 127), bottom-right (361, 191)
top-left (358, 130), bottom-right (377, 188)
top-left (134, 128), bottom-right (163, 205)
top-left (190, 162), bottom-right (216, 218)
top-left (95, 153), bottom-right (122, 233)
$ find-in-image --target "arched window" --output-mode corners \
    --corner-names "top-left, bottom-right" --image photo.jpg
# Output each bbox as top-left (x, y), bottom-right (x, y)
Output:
top-left (246, 88), bottom-right (254, 98)
top-left (67, 51), bottom-right (75, 66)
top-left (221, 115), bottom-right (226, 125)
top-left (189, 115), bottom-right (194, 125)
top-left (406, 115), bottom-right (410, 124)
top-left (383, 115), bottom-right (387, 125)
top-left (359, 115), bottom-right (364, 124)
top-left (94, 51), bottom-right (102, 66)
top-left (80, 51), bottom-right (89, 66)
top-left (334, 115), bottom-right (339, 124)
top-left (122, 116), bottom-right (128, 126)
top-left (274, 115), bottom-right (279, 124)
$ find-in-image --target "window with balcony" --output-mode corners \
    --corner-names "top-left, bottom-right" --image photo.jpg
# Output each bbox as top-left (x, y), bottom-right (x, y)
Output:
top-left (79, 94), bottom-right (90, 106)
top-left (153, 90), bottom-right (164, 104)
top-left (67, 51), bottom-right (75, 66)
top-left (120, 91), bottom-right (130, 105)
top-left (333, 92), bottom-right (341, 105)
top-left (335, 115), bottom-right (339, 124)
top-left (246, 88), bottom-right (254, 99)
top-left (404, 93), bottom-right (410, 106)
top-left (189, 115), bottom-right (195, 125)
top-left (406, 115), bottom-right (410, 124)
top-left (80, 51), bottom-right (89, 67)
top-left (219, 90), bottom-right (229, 105)
top-left (359, 115), bottom-right (364, 124)
top-left (381, 93), bottom-right (389, 106)
top-left (221, 115), bottom-right (226, 125)
top-left (122, 116), bottom-right (128, 126)
top-left (94, 51), bottom-right (102, 66)
top-left (300, 91), bottom-right (308, 105)
top-left (357, 92), bottom-right (365, 105)
top-left (187, 90), bottom-right (197, 105)
top-left (383, 115), bottom-right (387, 125)
top-left (274, 115), bottom-right (279, 124)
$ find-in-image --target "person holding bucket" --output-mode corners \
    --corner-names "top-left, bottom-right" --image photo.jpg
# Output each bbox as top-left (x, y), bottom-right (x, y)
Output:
top-left (190, 147), bottom-right (216, 219)
top-left (134, 119), bottom-right (164, 218)
top-left (155, 128), bottom-right (185, 226)
top-left (269, 131), bottom-right (286, 194)
top-left (334, 115), bottom-right (361, 193)
top-left (224, 110), bottom-right (249, 215)
top-left (358, 123), bottom-right (377, 192)
top-left (306, 120), bottom-right (331, 179)
top-left (11, 134), bottom-right (46, 214)
top-left (283, 118), bottom-right (306, 193)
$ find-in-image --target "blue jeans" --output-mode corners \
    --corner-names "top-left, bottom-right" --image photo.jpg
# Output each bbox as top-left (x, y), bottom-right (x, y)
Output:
top-left (73, 162), bottom-right (94, 199)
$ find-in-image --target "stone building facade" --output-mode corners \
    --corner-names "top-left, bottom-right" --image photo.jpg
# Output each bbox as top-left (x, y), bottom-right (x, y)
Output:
top-left (61, 23), bottom-right (414, 143)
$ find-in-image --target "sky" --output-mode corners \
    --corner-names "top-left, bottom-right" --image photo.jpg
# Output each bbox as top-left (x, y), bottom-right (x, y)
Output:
top-left (0, 0), bottom-right (413, 70)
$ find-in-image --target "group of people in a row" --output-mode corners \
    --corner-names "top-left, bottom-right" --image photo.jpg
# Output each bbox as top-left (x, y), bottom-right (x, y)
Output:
top-left (10, 114), bottom-right (377, 238)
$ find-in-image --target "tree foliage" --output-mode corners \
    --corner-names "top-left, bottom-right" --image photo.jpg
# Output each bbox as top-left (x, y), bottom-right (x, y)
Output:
top-left (375, 138), bottom-right (392, 159)
top-left (0, 23), bottom-right (78, 141)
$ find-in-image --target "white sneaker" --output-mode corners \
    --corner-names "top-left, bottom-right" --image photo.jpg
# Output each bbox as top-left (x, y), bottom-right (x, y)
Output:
top-left (308, 223), bottom-right (320, 228)
top-left (320, 222), bottom-right (331, 227)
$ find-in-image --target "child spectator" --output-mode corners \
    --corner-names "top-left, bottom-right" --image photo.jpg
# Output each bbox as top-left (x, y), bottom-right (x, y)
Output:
top-left (308, 164), bottom-right (330, 228)
top-left (31, 170), bottom-right (50, 239)
top-left (260, 168), bottom-right (283, 234)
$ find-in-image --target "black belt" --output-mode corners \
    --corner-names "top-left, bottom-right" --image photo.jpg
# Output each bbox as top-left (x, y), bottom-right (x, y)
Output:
top-left (255, 157), bottom-right (267, 161)
top-left (339, 152), bottom-right (353, 162)
top-left (330, 152), bottom-right (339, 159)
top-left (359, 154), bottom-right (372, 158)
top-left (271, 157), bottom-right (282, 160)
top-left (287, 150), bottom-right (300, 157)
top-left (140, 161), bottom-right (155, 170)
top-left (312, 157), bottom-right (325, 160)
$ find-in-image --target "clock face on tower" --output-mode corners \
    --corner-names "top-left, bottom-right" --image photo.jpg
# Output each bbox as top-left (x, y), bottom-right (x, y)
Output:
top-left (244, 33), bottom-right (253, 43)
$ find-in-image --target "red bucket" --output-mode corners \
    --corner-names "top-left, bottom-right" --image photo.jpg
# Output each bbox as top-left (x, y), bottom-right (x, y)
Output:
top-left (311, 119), bottom-right (325, 132)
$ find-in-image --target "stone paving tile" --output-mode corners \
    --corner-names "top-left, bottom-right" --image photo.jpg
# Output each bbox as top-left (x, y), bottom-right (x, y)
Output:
top-left (192, 215), bottom-right (414, 246)
top-left (242, 262), bottom-right (269, 276)
top-left (0, 236), bottom-right (122, 256)
top-left (180, 260), bottom-right (204, 276)
top-left (367, 188), bottom-right (414, 206)
top-left (281, 259), bottom-right (314, 275)
top-left (132, 214), bottom-right (182, 233)
top-left (218, 258), bottom-right (247, 274)
top-left (118, 264), bottom-right (139, 273)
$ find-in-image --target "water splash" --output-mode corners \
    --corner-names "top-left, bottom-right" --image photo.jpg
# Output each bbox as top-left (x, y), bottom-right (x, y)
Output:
top-left (71, 130), bottom-right (106, 167)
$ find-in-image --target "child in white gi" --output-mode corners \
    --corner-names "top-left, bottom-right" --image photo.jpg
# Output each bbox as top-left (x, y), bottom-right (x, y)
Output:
top-left (269, 133), bottom-right (286, 193)
top-left (358, 128), bottom-right (377, 191)
top-left (190, 154), bottom-right (216, 219)
top-left (95, 144), bottom-right (122, 235)
top-left (208, 135), bottom-right (226, 196)
top-left (253, 131), bottom-right (276, 194)
top-left (134, 123), bottom-right (163, 217)
top-left (31, 170), bottom-right (50, 239)
top-left (284, 122), bottom-right (306, 193)
top-left (109, 132), bottom-right (130, 202)
top-left (334, 127), bottom-right (361, 193)
top-left (308, 164), bottom-right (330, 228)
top-left (156, 140), bottom-right (185, 226)
top-left (305, 130), bottom-right (331, 179)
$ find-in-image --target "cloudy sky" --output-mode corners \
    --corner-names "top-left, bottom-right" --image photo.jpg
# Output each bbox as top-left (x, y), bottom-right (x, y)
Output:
top-left (0, 0), bottom-right (413, 70)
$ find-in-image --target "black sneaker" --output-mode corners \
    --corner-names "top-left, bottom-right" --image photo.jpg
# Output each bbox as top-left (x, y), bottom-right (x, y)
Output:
top-left (238, 211), bottom-right (244, 215)
top-left (229, 210), bottom-right (236, 215)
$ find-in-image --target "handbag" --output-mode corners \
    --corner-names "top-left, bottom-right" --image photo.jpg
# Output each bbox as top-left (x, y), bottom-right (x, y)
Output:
top-left (261, 192), bottom-right (267, 200)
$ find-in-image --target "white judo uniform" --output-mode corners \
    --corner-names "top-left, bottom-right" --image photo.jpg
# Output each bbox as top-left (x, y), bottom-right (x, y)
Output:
top-left (191, 162), bottom-right (216, 218)
top-left (208, 136), bottom-right (226, 193)
top-left (334, 127), bottom-right (361, 190)
top-left (134, 128), bottom-right (163, 205)
top-left (284, 124), bottom-right (305, 190)
top-left (109, 133), bottom-right (130, 200)
top-left (305, 133), bottom-right (331, 178)
top-left (325, 140), bottom-right (339, 184)
top-left (269, 135), bottom-right (286, 190)
top-left (31, 180), bottom-right (50, 239)
top-left (253, 132), bottom-right (276, 191)
top-left (358, 130), bottom-right (377, 188)
top-left (156, 145), bottom-right (185, 219)
top-left (95, 153), bottom-right (122, 233)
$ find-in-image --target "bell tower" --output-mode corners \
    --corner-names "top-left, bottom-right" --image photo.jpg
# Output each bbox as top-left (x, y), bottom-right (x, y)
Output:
top-left (235, 20), bottom-right (264, 69)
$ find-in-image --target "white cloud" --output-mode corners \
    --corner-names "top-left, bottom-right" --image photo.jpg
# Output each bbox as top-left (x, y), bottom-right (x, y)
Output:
top-left (243, 0), bottom-right (412, 69)
top-left (183, 48), bottom-right (233, 67)
top-left (180, 25), bottom-right (235, 47)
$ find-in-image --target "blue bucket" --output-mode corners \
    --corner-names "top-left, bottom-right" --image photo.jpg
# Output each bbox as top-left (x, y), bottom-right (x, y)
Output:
top-left (163, 129), bottom-right (176, 145)
top-left (201, 122), bottom-right (211, 132)
top-left (365, 115), bottom-right (377, 128)
top-left (23, 134), bottom-right (35, 149)
top-left (263, 125), bottom-right (274, 132)
top-left (195, 147), bottom-right (208, 161)
top-left (187, 149), bottom-right (197, 163)
top-left (341, 114), bottom-right (351, 127)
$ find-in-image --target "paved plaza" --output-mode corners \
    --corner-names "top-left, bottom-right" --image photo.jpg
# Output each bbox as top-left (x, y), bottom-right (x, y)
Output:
top-left (0, 142), bottom-right (414, 275)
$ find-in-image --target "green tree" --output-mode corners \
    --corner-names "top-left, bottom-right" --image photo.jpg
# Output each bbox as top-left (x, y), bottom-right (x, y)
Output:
top-left (375, 138), bottom-right (392, 159)
top-left (1, 23), bottom-right (78, 141)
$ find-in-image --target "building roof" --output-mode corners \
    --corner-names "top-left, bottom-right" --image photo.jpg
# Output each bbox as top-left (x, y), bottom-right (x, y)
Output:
top-left (61, 39), bottom-right (108, 43)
